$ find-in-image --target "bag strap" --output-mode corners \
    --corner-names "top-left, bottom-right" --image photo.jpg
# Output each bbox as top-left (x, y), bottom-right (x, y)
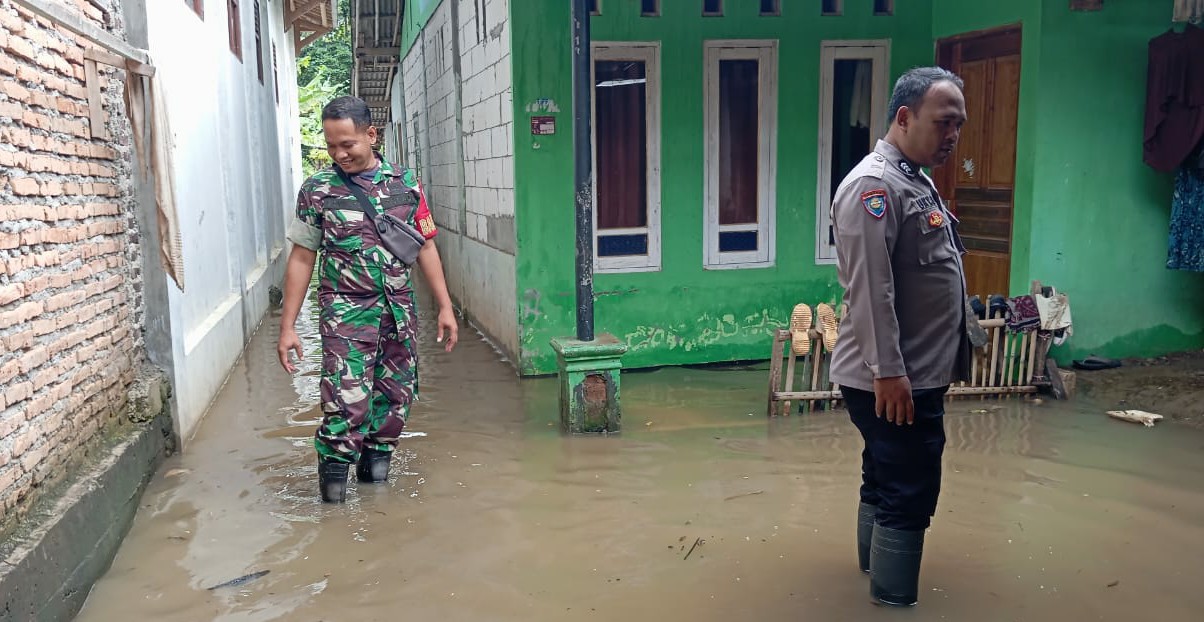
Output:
top-left (333, 165), bottom-right (379, 223)
top-left (334, 165), bottom-right (421, 224)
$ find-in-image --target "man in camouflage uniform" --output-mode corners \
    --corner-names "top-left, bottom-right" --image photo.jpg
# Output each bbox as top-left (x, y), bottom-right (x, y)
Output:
top-left (277, 96), bottom-right (458, 504)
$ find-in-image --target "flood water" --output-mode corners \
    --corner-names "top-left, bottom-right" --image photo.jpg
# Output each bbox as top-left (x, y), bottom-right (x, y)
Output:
top-left (75, 292), bottom-right (1204, 621)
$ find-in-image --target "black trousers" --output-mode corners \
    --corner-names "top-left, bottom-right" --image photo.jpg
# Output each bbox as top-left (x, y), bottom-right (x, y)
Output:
top-left (843, 386), bottom-right (948, 531)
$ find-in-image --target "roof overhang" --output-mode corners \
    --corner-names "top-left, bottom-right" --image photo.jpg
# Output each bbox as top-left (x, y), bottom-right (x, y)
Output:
top-left (287, 0), bottom-right (339, 52)
top-left (350, 0), bottom-right (404, 125)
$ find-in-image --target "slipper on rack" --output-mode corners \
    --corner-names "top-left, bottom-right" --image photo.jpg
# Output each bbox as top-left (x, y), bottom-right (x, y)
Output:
top-left (789, 304), bottom-right (812, 356)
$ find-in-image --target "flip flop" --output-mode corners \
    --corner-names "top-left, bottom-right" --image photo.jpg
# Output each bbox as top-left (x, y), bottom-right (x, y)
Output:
top-left (816, 303), bottom-right (839, 352)
top-left (1071, 356), bottom-right (1121, 371)
top-left (789, 304), bottom-right (813, 356)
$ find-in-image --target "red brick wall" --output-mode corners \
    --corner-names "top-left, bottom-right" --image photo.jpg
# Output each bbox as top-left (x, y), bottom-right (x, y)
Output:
top-left (0, 0), bottom-right (143, 524)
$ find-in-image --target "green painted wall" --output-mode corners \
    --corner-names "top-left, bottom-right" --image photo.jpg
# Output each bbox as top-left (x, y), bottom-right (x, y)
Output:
top-left (398, 0), bottom-right (442, 55)
top-left (1024, 0), bottom-right (1204, 360)
top-left (512, 1), bottom-right (935, 375)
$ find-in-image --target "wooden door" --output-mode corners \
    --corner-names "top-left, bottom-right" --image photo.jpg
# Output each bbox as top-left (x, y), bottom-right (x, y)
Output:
top-left (936, 27), bottom-right (1022, 300)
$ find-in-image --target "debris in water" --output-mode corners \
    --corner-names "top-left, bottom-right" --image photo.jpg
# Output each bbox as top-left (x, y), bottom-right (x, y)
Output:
top-left (206, 570), bottom-right (270, 590)
top-left (724, 490), bottom-right (764, 501)
top-left (684, 537), bottom-right (703, 560)
top-left (164, 468), bottom-right (190, 478)
top-left (1106, 410), bottom-right (1163, 427)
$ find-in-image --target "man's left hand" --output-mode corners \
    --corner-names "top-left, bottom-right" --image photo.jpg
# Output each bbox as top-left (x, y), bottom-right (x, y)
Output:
top-left (436, 306), bottom-right (458, 352)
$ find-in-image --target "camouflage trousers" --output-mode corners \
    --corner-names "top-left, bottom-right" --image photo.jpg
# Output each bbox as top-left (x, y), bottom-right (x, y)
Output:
top-left (315, 310), bottom-right (417, 463)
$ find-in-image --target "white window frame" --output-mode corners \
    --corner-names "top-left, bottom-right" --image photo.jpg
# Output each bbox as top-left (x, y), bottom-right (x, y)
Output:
top-left (703, 39), bottom-right (778, 270)
top-left (815, 39), bottom-right (890, 265)
top-left (591, 42), bottom-right (663, 273)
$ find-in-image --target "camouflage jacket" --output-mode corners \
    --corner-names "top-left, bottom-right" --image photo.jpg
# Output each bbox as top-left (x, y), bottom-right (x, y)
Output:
top-left (287, 156), bottom-right (437, 341)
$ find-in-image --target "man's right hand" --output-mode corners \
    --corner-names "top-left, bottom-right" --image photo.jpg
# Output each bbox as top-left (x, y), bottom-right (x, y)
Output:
top-left (278, 328), bottom-right (304, 374)
top-left (873, 376), bottom-right (914, 425)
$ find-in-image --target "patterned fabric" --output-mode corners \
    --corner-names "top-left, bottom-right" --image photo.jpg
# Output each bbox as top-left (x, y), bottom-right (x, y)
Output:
top-left (1005, 295), bottom-right (1041, 333)
top-left (316, 308), bottom-right (416, 462)
top-left (288, 154), bottom-right (436, 461)
top-left (1168, 165), bottom-right (1204, 272)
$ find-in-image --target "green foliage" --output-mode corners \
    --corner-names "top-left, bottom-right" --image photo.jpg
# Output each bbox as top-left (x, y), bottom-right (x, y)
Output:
top-left (297, 0), bottom-right (352, 178)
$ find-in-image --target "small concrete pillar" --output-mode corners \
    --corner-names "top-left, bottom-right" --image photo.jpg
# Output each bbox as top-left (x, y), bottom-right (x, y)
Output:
top-left (549, 334), bottom-right (627, 434)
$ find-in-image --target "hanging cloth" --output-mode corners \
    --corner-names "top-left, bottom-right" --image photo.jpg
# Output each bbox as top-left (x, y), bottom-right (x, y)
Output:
top-left (1167, 164), bottom-right (1204, 272)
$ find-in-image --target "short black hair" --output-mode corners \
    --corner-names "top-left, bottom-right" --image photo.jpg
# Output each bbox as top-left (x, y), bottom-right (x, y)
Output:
top-left (887, 66), bottom-right (964, 124)
top-left (321, 96), bottom-right (373, 129)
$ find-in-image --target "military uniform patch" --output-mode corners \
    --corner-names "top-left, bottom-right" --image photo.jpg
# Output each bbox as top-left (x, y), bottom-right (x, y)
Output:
top-left (861, 189), bottom-right (888, 219)
top-left (418, 215), bottom-right (436, 237)
top-left (897, 160), bottom-right (916, 177)
top-left (927, 210), bottom-right (944, 228)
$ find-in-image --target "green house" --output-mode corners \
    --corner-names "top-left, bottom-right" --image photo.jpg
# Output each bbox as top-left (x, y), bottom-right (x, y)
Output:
top-left (350, 0), bottom-right (1204, 376)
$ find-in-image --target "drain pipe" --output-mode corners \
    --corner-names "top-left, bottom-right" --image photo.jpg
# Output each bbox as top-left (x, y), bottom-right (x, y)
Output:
top-left (571, 0), bottom-right (594, 342)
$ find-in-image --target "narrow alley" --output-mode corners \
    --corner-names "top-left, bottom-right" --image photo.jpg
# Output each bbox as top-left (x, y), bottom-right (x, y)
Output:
top-left (73, 288), bottom-right (1204, 621)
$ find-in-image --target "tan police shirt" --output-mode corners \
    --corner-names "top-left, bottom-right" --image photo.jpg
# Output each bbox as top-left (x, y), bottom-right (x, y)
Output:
top-left (829, 140), bottom-right (972, 392)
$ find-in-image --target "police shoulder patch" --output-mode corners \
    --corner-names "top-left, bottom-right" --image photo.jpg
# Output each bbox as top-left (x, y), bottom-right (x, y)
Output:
top-left (861, 189), bottom-right (888, 219)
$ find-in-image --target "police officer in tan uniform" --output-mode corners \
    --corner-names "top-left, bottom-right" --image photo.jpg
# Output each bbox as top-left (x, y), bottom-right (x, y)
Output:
top-left (829, 67), bottom-right (971, 607)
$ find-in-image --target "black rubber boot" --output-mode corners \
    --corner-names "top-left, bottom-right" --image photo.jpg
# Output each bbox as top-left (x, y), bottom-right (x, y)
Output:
top-left (870, 525), bottom-right (925, 607)
top-left (318, 459), bottom-right (349, 503)
top-left (356, 447), bottom-right (392, 483)
top-left (857, 503), bottom-right (878, 574)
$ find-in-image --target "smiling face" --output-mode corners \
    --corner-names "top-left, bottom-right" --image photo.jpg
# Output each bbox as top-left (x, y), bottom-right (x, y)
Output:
top-left (895, 80), bottom-right (967, 168)
top-left (322, 117), bottom-right (378, 175)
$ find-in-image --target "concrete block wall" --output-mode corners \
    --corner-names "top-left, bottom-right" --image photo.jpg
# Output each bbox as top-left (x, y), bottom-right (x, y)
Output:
top-left (0, 0), bottom-right (142, 523)
top-left (457, 0), bottom-right (514, 253)
top-left (400, 0), bottom-right (518, 361)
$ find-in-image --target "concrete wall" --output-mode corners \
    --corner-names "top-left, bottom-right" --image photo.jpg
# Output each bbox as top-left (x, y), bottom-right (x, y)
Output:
top-left (400, 0), bottom-right (518, 361)
top-left (143, 0), bottom-right (299, 441)
top-left (511, 0), bottom-right (935, 374)
top-left (0, 0), bottom-right (142, 522)
top-left (1025, 0), bottom-right (1204, 360)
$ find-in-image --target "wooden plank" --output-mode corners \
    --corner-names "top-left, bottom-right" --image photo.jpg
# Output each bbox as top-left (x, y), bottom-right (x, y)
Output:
top-left (810, 343), bottom-right (824, 410)
top-left (287, 0), bottom-right (326, 24)
top-left (988, 309), bottom-right (1001, 388)
top-left (125, 59), bottom-right (155, 77)
top-left (948, 385), bottom-right (1037, 397)
top-left (783, 347), bottom-right (797, 416)
top-left (775, 391), bottom-right (843, 400)
top-left (1000, 332), bottom-right (1011, 387)
top-left (773, 385), bottom-right (1039, 401)
top-left (83, 47), bottom-right (124, 68)
top-left (83, 59), bottom-right (106, 140)
top-left (1025, 331), bottom-right (1039, 384)
top-left (767, 330), bottom-right (786, 417)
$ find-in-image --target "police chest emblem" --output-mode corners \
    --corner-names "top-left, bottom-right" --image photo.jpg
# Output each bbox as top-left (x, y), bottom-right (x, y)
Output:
top-left (861, 189), bottom-right (888, 219)
top-left (927, 210), bottom-right (944, 228)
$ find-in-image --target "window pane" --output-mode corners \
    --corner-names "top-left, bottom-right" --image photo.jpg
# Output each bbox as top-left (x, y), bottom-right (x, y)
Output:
top-left (704, 0), bottom-right (722, 15)
top-left (718, 59), bottom-right (759, 227)
top-left (641, 0), bottom-right (659, 16)
top-left (829, 59), bottom-right (873, 200)
top-left (719, 231), bottom-right (758, 252)
top-left (598, 234), bottom-right (649, 257)
top-left (595, 60), bottom-right (648, 230)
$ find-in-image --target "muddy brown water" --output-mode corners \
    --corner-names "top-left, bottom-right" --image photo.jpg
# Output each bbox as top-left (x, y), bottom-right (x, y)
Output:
top-left (75, 294), bottom-right (1204, 621)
